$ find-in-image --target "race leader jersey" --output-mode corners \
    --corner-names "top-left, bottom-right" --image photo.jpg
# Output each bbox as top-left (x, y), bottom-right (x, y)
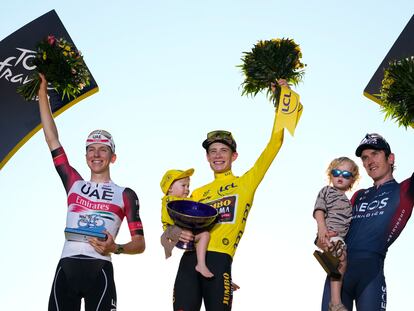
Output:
top-left (346, 173), bottom-right (414, 257)
top-left (52, 147), bottom-right (144, 261)
top-left (191, 114), bottom-right (284, 258)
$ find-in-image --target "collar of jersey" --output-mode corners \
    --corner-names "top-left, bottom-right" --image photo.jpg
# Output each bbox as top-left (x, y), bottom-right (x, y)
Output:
top-left (373, 178), bottom-right (396, 189)
top-left (88, 180), bottom-right (113, 186)
top-left (214, 170), bottom-right (234, 180)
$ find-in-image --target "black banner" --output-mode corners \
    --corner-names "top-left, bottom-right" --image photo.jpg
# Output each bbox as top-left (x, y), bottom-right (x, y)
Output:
top-left (364, 14), bottom-right (414, 106)
top-left (0, 10), bottom-right (98, 170)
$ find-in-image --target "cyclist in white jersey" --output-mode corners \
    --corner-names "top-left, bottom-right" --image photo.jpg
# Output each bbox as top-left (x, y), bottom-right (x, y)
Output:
top-left (37, 74), bottom-right (145, 310)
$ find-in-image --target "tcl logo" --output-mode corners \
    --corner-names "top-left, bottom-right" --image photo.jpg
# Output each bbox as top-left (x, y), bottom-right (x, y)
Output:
top-left (355, 198), bottom-right (389, 212)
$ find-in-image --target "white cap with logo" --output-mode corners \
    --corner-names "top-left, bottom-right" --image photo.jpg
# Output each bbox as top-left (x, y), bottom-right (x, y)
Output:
top-left (85, 130), bottom-right (115, 153)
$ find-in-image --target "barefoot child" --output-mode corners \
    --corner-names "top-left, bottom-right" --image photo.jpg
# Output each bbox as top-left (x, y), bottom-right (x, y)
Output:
top-left (160, 169), bottom-right (214, 278)
top-left (313, 157), bottom-right (359, 311)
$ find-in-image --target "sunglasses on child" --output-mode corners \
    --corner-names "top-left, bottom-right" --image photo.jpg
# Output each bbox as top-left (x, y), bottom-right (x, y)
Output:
top-left (331, 169), bottom-right (353, 179)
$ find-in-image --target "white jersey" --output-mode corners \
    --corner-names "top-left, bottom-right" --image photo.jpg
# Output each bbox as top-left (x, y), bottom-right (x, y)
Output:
top-left (52, 147), bottom-right (144, 261)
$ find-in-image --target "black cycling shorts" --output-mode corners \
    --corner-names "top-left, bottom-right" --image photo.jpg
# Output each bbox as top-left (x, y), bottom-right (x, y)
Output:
top-left (48, 255), bottom-right (117, 311)
top-left (173, 251), bottom-right (233, 311)
top-left (321, 253), bottom-right (386, 311)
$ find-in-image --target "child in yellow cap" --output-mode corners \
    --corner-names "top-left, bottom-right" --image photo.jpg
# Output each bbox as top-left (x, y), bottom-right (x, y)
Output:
top-left (160, 169), bottom-right (213, 278)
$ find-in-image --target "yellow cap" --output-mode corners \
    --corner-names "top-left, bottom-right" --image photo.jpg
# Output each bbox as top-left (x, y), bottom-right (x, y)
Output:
top-left (160, 168), bottom-right (194, 194)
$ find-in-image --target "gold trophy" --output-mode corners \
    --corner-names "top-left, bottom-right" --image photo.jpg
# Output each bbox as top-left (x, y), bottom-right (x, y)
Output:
top-left (313, 239), bottom-right (344, 280)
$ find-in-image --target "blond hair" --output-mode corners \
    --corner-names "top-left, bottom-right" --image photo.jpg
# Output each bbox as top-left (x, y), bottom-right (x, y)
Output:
top-left (326, 156), bottom-right (360, 191)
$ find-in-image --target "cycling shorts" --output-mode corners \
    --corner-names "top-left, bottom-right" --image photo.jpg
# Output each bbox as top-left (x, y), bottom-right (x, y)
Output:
top-left (321, 253), bottom-right (386, 311)
top-left (48, 255), bottom-right (117, 311)
top-left (173, 251), bottom-right (233, 311)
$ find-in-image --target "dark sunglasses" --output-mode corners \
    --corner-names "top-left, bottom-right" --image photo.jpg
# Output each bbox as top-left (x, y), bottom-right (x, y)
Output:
top-left (331, 169), bottom-right (353, 179)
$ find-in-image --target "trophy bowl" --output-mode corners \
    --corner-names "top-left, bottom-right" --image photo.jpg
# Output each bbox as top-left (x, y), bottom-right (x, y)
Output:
top-left (167, 200), bottom-right (218, 250)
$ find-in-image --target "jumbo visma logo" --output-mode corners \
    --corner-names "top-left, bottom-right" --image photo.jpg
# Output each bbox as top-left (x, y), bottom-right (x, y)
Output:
top-left (222, 273), bottom-right (232, 306)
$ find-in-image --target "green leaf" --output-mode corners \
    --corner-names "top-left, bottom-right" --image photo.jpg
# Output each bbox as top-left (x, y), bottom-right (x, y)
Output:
top-left (380, 56), bottom-right (414, 128)
top-left (239, 38), bottom-right (305, 107)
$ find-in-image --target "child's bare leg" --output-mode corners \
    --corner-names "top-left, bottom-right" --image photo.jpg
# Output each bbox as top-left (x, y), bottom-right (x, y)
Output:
top-left (195, 231), bottom-right (214, 278)
top-left (330, 278), bottom-right (343, 306)
top-left (329, 249), bottom-right (348, 310)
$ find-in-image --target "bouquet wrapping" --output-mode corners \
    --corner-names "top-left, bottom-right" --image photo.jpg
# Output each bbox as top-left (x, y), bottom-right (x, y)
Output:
top-left (17, 35), bottom-right (90, 101)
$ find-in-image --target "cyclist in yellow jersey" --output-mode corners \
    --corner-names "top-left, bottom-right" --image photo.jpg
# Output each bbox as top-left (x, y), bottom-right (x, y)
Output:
top-left (172, 80), bottom-right (290, 311)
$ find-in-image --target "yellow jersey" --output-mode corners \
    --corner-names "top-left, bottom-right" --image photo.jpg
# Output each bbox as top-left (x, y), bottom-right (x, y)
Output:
top-left (191, 111), bottom-right (284, 258)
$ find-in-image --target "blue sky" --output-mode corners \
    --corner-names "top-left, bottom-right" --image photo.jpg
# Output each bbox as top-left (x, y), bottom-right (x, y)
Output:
top-left (1, 1), bottom-right (414, 310)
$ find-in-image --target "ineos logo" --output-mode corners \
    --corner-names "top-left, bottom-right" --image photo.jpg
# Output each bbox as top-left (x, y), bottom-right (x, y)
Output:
top-left (355, 198), bottom-right (389, 213)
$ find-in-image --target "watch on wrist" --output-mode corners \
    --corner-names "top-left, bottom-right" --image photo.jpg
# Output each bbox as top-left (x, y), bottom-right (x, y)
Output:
top-left (114, 244), bottom-right (124, 254)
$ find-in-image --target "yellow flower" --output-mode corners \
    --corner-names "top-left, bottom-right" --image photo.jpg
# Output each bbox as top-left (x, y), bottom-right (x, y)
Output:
top-left (42, 52), bottom-right (47, 60)
top-left (65, 45), bottom-right (71, 51)
top-left (63, 51), bottom-right (68, 56)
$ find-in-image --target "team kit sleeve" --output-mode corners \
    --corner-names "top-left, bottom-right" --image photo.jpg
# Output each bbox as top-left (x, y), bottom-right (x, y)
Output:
top-left (51, 146), bottom-right (83, 193)
top-left (409, 172), bottom-right (414, 198)
top-left (384, 174), bottom-right (414, 248)
top-left (350, 189), bottom-right (364, 206)
top-left (123, 188), bottom-right (144, 236)
top-left (242, 110), bottom-right (284, 189)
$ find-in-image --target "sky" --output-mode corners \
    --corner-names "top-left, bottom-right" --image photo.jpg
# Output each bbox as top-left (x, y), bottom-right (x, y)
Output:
top-left (1, 1), bottom-right (414, 310)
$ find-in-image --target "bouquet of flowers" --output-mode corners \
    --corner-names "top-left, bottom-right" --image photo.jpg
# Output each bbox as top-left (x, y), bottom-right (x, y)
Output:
top-left (380, 56), bottom-right (414, 128)
top-left (17, 35), bottom-right (91, 101)
top-left (239, 38), bottom-right (305, 107)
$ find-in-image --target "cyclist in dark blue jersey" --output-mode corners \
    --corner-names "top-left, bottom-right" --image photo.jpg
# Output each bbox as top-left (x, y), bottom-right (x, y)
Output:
top-left (321, 133), bottom-right (414, 311)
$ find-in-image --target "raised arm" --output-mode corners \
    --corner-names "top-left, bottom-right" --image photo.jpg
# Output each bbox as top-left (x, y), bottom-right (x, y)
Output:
top-left (37, 74), bottom-right (61, 151)
top-left (242, 81), bottom-right (287, 187)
